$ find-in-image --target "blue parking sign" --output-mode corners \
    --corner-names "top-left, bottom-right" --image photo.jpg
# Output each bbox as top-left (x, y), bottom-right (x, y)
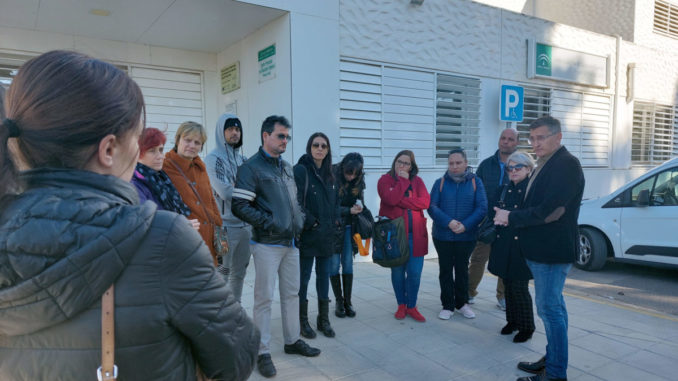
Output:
top-left (500, 85), bottom-right (524, 122)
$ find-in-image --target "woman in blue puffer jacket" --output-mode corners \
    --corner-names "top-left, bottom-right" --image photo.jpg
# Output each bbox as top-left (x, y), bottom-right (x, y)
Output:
top-left (428, 149), bottom-right (487, 321)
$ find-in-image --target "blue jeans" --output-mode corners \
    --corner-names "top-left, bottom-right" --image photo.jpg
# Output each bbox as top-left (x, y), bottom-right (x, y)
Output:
top-left (390, 234), bottom-right (423, 308)
top-left (299, 256), bottom-right (330, 301)
top-left (526, 260), bottom-right (571, 379)
top-left (329, 225), bottom-right (354, 275)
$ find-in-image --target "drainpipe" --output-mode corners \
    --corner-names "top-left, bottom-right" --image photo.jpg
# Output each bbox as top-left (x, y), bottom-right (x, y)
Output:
top-left (611, 35), bottom-right (622, 169)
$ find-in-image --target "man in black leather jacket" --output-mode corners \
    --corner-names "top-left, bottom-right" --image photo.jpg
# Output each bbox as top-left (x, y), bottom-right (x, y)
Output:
top-left (232, 115), bottom-right (320, 378)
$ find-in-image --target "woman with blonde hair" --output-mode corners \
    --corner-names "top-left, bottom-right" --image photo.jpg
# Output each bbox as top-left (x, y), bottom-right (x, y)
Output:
top-left (163, 121), bottom-right (223, 264)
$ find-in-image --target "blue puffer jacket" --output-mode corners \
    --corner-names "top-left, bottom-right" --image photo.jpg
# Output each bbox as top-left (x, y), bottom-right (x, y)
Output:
top-left (428, 171), bottom-right (488, 242)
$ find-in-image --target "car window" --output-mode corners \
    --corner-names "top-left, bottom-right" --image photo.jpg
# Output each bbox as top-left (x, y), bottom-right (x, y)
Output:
top-left (652, 169), bottom-right (678, 206)
top-left (629, 167), bottom-right (678, 206)
top-left (630, 175), bottom-right (655, 204)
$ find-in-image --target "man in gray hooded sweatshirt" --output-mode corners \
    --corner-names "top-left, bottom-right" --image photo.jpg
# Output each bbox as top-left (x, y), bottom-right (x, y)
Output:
top-left (206, 113), bottom-right (251, 302)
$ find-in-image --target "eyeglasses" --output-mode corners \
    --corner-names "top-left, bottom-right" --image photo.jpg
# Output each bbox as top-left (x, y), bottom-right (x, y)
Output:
top-left (507, 164), bottom-right (527, 172)
top-left (312, 143), bottom-right (328, 149)
top-left (527, 133), bottom-right (556, 144)
top-left (275, 133), bottom-right (291, 141)
top-left (396, 160), bottom-right (412, 167)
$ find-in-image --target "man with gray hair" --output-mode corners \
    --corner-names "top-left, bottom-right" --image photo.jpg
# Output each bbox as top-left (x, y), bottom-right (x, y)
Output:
top-left (494, 116), bottom-right (584, 381)
top-left (467, 127), bottom-right (518, 310)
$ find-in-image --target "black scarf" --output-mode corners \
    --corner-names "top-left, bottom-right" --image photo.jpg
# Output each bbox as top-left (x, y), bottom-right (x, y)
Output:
top-left (135, 163), bottom-right (191, 216)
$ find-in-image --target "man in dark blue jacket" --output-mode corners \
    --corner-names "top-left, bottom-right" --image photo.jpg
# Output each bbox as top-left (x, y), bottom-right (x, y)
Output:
top-left (468, 128), bottom-right (518, 309)
top-left (494, 116), bottom-right (584, 381)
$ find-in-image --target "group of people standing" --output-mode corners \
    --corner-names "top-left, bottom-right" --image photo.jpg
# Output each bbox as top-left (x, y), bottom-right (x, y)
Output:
top-left (0, 50), bottom-right (585, 381)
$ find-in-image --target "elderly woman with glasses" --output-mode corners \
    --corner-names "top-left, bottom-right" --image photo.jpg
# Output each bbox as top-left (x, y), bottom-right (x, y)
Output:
top-left (488, 151), bottom-right (536, 343)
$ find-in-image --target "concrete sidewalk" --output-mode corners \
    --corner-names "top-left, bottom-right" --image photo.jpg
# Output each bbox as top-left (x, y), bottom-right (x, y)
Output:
top-left (239, 260), bottom-right (678, 381)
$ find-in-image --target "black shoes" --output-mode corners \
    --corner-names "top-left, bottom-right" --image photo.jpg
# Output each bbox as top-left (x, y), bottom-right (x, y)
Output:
top-left (517, 356), bottom-right (546, 374)
top-left (299, 299), bottom-right (316, 339)
top-left (317, 299), bottom-right (336, 338)
top-left (284, 339), bottom-right (321, 357)
top-left (342, 274), bottom-right (356, 317)
top-left (513, 330), bottom-right (534, 343)
top-left (501, 323), bottom-right (517, 335)
top-left (330, 275), bottom-right (346, 318)
top-left (257, 354), bottom-right (276, 378)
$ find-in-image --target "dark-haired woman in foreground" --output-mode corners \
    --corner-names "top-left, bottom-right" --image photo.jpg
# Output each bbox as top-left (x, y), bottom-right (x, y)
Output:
top-left (0, 50), bottom-right (258, 381)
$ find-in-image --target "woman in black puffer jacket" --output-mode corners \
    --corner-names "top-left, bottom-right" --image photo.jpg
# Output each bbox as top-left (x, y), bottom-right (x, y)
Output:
top-left (293, 132), bottom-right (341, 339)
top-left (0, 51), bottom-right (259, 381)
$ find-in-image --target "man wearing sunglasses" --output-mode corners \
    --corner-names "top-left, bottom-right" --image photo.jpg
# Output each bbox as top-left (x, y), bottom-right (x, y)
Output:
top-left (232, 115), bottom-right (321, 378)
top-left (494, 116), bottom-right (585, 381)
top-left (468, 128), bottom-right (519, 310)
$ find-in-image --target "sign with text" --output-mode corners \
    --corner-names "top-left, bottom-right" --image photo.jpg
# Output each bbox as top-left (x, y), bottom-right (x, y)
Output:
top-left (500, 85), bottom-right (524, 122)
top-left (220, 61), bottom-right (240, 94)
top-left (527, 39), bottom-right (610, 88)
top-left (258, 44), bottom-right (276, 83)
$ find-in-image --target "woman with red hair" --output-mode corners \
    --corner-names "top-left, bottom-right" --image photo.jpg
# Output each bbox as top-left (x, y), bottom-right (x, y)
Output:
top-left (131, 128), bottom-right (197, 230)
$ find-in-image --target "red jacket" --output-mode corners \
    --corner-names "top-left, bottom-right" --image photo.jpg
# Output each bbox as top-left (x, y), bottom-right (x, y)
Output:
top-left (377, 173), bottom-right (430, 257)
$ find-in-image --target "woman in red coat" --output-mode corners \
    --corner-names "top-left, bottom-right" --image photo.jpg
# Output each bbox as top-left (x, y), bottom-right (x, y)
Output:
top-left (377, 150), bottom-right (431, 322)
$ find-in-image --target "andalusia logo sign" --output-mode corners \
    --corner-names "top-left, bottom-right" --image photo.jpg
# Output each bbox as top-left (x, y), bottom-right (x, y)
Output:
top-left (536, 43), bottom-right (552, 77)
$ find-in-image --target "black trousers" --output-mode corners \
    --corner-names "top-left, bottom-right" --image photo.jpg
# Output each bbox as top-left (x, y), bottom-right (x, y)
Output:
top-left (504, 278), bottom-right (535, 332)
top-left (433, 239), bottom-right (476, 310)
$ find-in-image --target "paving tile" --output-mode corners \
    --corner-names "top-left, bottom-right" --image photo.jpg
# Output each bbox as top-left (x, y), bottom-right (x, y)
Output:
top-left (589, 360), bottom-right (672, 381)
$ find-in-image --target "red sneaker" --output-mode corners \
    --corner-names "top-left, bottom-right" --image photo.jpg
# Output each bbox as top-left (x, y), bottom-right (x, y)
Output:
top-left (394, 304), bottom-right (407, 320)
top-left (406, 306), bottom-right (426, 322)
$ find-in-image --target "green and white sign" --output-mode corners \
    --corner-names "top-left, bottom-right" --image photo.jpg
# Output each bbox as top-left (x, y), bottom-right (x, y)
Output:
top-left (220, 61), bottom-right (240, 94)
top-left (258, 44), bottom-right (276, 83)
top-left (535, 43), bottom-right (552, 77)
top-left (527, 39), bottom-right (610, 88)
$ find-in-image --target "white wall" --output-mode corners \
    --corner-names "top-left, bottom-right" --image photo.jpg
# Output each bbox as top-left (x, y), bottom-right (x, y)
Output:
top-left (216, 15), bottom-right (293, 161)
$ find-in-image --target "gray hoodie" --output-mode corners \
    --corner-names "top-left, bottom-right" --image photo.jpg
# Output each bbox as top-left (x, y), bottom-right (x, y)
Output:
top-left (206, 113), bottom-right (249, 228)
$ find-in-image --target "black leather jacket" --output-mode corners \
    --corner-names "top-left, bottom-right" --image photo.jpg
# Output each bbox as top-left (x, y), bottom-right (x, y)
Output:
top-left (232, 147), bottom-right (304, 246)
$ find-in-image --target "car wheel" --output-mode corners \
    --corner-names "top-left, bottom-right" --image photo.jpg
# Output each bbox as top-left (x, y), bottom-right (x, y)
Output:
top-left (576, 227), bottom-right (608, 271)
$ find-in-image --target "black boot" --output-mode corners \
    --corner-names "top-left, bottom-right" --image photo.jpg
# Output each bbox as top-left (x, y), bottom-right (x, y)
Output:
top-left (299, 299), bottom-right (316, 339)
top-left (316, 299), bottom-right (335, 338)
top-left (330, 275), bottom-right (346, 318)
top-left (342, 273), bottom-right (356, 317)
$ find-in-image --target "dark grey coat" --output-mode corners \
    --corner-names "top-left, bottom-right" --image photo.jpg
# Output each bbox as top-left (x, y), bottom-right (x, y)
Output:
top-left (0, 169), bottom-right (259, 381)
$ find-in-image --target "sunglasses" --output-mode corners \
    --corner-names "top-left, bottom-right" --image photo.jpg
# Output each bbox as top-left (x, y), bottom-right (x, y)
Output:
top-left (507, 164), bottom-right (527, 172)
top-left (275, 133), bottom-right (291, 141)
top-left (312, 142), bottom-right (328, 149)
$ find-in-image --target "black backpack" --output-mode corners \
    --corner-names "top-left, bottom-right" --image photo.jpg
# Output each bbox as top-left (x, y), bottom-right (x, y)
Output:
top-left (372, 216), bottom-right (410, 268)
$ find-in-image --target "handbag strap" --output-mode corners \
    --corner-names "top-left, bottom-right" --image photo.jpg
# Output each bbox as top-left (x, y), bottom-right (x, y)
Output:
top-left (97, 285), bottom-right (117, 381)
top-left (167, 158), bottom-right (216, 226)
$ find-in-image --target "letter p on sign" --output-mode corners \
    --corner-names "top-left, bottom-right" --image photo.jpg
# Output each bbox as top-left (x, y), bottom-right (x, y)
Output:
top-left (500, 85), bottom-right (524, 122)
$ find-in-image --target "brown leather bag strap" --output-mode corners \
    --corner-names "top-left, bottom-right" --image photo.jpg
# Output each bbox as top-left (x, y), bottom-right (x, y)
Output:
top-left (98, 284), bottom-right (117, 381)
top-left (167, 158), bottom-right (216, 225)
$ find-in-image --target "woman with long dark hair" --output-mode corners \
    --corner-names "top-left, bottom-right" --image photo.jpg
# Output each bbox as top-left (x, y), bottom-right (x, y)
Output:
top-left (0, 50), bottom-right (258, 380)
top-left (377, 150), bottom-right (431, 322)
top-left (330, 152), bottom-right (365, 318)
top-left (293, 132), bottom-right (340, 338)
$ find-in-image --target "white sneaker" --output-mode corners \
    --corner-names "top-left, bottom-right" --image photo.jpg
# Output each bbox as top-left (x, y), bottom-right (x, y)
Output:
top-left (497, 298), bottom-right (506, 311)
top-left (467, 296), bottom-right (475, 304)
top-left (458, 304), bottom-right (476, 319)
top-left (438, 309), bottom-right (454, 320)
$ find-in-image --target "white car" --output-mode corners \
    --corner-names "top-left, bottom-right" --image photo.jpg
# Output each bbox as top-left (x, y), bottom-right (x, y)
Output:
top-left (577, 157), bottom-right (678, 270)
